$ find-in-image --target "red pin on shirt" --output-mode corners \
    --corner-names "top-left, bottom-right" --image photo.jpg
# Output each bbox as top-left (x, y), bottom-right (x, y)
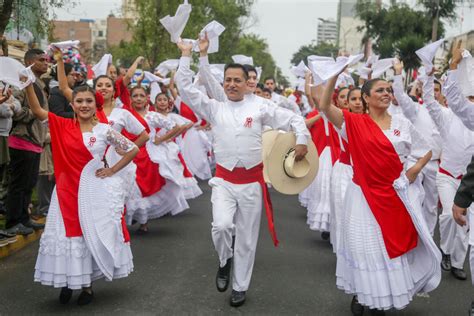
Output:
top-left (88, 137), bottom-right (97, 146)
top-left (244, 117), bottom-right (253, 128)
top-left (394, 129), bottom-right (401, 137)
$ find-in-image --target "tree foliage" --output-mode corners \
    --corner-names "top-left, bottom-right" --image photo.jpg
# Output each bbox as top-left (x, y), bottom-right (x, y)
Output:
top-left (112, 0), bottom-right (288, 85)
top-left (355, 0), bottom-right (457, 71)
top-left (290, 42), bottom-right (338, 66)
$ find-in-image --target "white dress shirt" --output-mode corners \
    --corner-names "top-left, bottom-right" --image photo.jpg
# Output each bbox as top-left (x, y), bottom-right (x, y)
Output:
top-left (393, 75), bottom-right (442, 160)
top-left (176, 56), bottom-right (309, 171)
top-left (442, 69), bottom-right (474, 131)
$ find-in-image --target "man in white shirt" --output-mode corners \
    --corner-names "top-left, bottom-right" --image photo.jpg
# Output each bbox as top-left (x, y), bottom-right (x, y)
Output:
top-left (175, 39), bottom-right (310, 307)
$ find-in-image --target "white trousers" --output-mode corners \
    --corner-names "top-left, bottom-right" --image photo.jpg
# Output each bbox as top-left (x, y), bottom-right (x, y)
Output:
top-left (420, 160), bottom-right (440, 235)
top-left (210, 177), bottom-right (262, 292)
top-left (471, 246), bottom-right (474, 286)
top-left (437, 172), bottom-right (470, 269)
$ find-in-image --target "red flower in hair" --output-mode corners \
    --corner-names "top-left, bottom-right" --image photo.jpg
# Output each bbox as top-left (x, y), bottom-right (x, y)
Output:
top-left (95, 91), bottom-right (104, 111)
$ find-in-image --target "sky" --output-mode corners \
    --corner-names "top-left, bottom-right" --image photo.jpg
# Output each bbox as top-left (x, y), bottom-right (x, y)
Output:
top-left (53, 0), bottom-right (474, 83)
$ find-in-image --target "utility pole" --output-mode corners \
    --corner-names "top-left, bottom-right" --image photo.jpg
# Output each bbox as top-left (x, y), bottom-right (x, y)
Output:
top-left (16, 0), bottom-right (19, 40)
top-left (431, 0), bottom-right (440, 42)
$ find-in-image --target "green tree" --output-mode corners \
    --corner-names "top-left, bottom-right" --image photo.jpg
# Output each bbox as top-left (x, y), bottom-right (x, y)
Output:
top-left (290, 42), bottom-right (338, 65)
top-left (355, 1), bottom-right (455, 72)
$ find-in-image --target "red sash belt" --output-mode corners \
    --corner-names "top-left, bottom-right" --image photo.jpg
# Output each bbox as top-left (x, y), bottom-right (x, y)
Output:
top-left (439, 167), bottom-right (463, 180)
top-left (215, 163), bottom-right (279, 246)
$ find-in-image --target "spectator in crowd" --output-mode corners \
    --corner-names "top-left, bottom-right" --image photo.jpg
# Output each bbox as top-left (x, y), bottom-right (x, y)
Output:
top-left (5, 49), bottom-right (49, 235)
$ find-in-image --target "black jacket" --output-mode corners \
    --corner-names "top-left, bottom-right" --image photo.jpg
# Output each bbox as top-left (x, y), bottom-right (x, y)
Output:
top-left (454, 156), bottom-right (474, 208)
top-left (48, 86), bottom-right (74, 119)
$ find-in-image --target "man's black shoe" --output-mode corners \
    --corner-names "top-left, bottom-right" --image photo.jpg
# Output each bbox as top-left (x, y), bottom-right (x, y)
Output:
top-left (451, 267), bottom-right (467, 280)
top-left (216, 258), bottom-right (232, 292)
top-left (24, 219), bottom-right (45, 230)
top-left (230, 290), bottom-right (246, 307)
top-left (321, 231), bottom-right (330, 241)
top-left (441, 253), bottom-right (451, 271)
top-left (350, 296), bottom-right (364, 316)
top-left (77, 290), bottom-right (94, 306)
top-left (59, 287), bottom-right (73, 304)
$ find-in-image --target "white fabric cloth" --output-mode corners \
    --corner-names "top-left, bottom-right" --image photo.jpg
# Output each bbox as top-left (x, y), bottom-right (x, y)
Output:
top-left (210, 177), bottom-right (262, 292)
top-left (155, 59), bottom-right (179, 77)
top-left (150, 82), bottom-right (162, 103)
top-left (176, 56), bottom-right (309, 171)
top-left (159, 0), bottom-right (192, 43)
top-left (291, 60), bottom-right (309, 78)
top-left (457, 50), bottom-right (474, 97)
top-left (415, 38), bottom-right (444, 73)
top-left (92, 54), bottom-right (112, 77)
top-left (419, 160), bottom-right (440, 236)
top-left (336, 115), bottom-right (441, 310)
top-left (51, 40), bottom-right (80, 50)
top-left (35, 124), bottom-right (136, 289)
top-left (193, 20), bottom-right (225, 54)
top-left (144, 71), bottom-right (170, 85)
top-left (311, 54), bottom-right (364, 83)
top-left (0, 57), bottom-right (36, 89)
top-left (232, 54), bottom-right (253, 65)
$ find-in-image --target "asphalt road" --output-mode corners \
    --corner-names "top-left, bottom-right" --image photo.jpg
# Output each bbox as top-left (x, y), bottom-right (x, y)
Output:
top-left (0, 181), bottom-right (472, 315)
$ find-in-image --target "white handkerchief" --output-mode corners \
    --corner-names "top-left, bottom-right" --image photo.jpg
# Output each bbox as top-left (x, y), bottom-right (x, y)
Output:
top-left (210, 64), bottom-right (225, 84)
top-left (365, 54), bottom-right (379, 66)
top-left (307, 55), bottom-right (334, 63)
top-left (371, 58), bottom-right (395, 78)
top-left (92, 54), bottom-right (112, 77)
top-left (0, 57), bottom-right (36, 89)
top-left (51, 40), bottom-right (80, 50)
top-left (232, 55), bottom-right (253, 65)
top-left (296, 78), bottom-right (306, 92)
top-left (458, 50), bottom-right (474, 97)
top-left (291, 60), bottom-right (310, 78)
top-left (155, 59), bottom-right (179, 77)
top-left (312, 54), bottom-right (364, 82)
top-left (308, 56), bottom-right (335, 85)
top-left (160, 1), bottom-right (192, 43)
top-left (255, 66), bottom-right (263, 81)
top-left (150, 82), bottom-right (162, 103)
top-left (144, 71), bottom-right (170, 85)
top-left (194, 21), bottom-right (226, 54)
top-left (415, 38), bottom-right (444, 73)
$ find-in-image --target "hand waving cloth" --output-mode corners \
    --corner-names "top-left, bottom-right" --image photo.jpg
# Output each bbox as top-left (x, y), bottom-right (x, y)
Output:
top-left (48, 112), bottom-right (93, 237)
top-left (123, 108), bottom-right (166, 197)
top-left (343, 110), bottom-right (418, 258)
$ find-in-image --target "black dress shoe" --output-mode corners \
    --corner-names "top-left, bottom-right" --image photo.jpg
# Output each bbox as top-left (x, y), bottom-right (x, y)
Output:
top-left (230, 290), bottom-right (246, 307)
top-left (23, 219), bottom-right (45, 230)
top-left (216, 258), bottom-right (232, 292)
top-left (77, 290), bottom-right (94, 306)
top-left (321, 231), bottom-right (330, 241)
top-left (59, 287), bottom-right (73, 304)
top-left (441, 253), bottom-right (451, 271)
top-left (351, 296), bottom-right (364, 316)
top-left (451, 267), bottom-right (467, 280)
top-left (369, 308), bottom-right (385, 315)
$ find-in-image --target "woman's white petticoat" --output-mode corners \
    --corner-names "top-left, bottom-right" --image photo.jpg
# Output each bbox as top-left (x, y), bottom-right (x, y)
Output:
top-left (34, 159), bottom-right (133, 290)
top-left (336, 174), bottom-right (441, 310)
top-left (329, 161), bottom-right (353, 253)
top-left (181, 127), bottom-right (213, 180)
top-left (306, 147), bottom-right (333, 231)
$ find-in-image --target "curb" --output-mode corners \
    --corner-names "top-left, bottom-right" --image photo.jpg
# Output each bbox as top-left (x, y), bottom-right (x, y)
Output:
top-left (0, 218), bottom-right (45, 259)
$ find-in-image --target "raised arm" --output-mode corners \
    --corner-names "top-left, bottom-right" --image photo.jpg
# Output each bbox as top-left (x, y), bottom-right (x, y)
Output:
top-left (53, 48), bottom-right (73, 103)
top-left (392, 60), bottom-right (419, 122)
top-left (169, 70), bottom-right (179, 100)
top-left (423, 73), bottom-right (450, 138)
top-left (24, 84), bottom-right (48, 121)
top-left (442, 41), bottom-right (474, 130)
top-left (174, 40), bottom-right (216, 123)
top-left (319, 75), bottom-right (343, 129)
top-left (198, 33), bottom-right (227, 102)
top-left (124, 56), bottom-right (145, 86)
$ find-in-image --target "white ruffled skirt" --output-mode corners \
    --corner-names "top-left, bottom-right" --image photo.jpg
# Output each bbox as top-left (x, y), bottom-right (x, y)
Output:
top-left (181, 128), bottom-right (213, 181)
top-left (34, 160), bottom-right (133, 290)
top-left (335, 175), bottom-right (441, 310)
top-left (329, 161), bottom-right (353, 253)
top-left (306, 147), bottom-right (333, 232)
top-left (182, 176), bottom-right (203, 200)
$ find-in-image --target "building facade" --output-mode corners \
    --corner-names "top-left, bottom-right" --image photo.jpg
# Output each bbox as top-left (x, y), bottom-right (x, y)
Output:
top-left (317, 19), bottom-right (338, 45)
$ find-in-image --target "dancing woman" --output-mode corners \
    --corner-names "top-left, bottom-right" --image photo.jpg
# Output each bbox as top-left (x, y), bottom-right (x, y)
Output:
top-left (319, 71), bottom-right (441, 314)
top-left (26, 79), bottom-right (138, 305)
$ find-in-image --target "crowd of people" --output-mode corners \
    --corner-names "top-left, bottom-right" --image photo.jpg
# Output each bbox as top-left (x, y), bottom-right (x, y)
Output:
top-left (1, 7), bottom-right (474, 315)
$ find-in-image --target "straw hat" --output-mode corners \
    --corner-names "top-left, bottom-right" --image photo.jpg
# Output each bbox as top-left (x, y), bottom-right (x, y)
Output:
top-left (262, 129), bottom-right (281, 183)
top-left (264, 131), bottom-right (318, 195)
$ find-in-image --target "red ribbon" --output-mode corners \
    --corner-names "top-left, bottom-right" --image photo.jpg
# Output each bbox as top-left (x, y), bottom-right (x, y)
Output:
top-left (244, 117), bottom-right (253, 128)
top-left (215, 163), bottom-right (278, 246)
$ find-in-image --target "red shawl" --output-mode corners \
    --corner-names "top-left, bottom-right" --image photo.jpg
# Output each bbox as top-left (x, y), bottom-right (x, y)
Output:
top-left (48, 113), bottom-right (93, 237)
top-left (114, 77), bottom-right (131, 108)
top-left (123, 108), bottom-right (166, 197)
top-left (343, 110), bottom-right (418, 258)
top-left (180, 101), bottom-right (207, 126)
top-left (328, 123), bottom-right (341, 165)
top-left (307, 110), bottom-right (328, 155)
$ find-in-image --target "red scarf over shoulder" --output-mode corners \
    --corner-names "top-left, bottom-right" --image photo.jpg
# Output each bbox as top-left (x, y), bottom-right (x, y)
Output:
top-left (343, 110), bottom-right (418, 258)
top-left (122, 108), bottom-right (166, 197)
top-left (48, 113), bottom-right (93, 237)
top-left (307, 110), bottom-right (340, 164)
